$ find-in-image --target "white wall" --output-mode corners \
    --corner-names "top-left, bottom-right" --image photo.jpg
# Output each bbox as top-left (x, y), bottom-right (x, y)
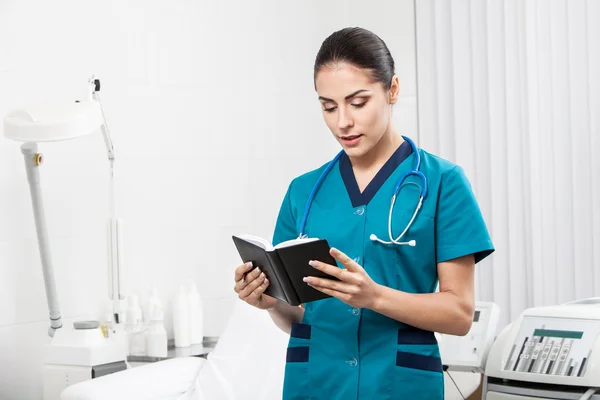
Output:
top-left (0, 1), bottom-right (417, 398)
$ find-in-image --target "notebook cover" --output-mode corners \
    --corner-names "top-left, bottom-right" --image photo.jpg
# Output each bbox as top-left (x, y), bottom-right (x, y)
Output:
top-left (275, 239), bottom-right (340, 304)
top-left (264, 251), bottom-right (300, 306)
top-left (231, 236), bottom-right (289, 304)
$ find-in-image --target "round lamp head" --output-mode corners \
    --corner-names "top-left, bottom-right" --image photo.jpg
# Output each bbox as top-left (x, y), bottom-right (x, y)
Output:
top-left (3, 100), bottom-right (103, 142)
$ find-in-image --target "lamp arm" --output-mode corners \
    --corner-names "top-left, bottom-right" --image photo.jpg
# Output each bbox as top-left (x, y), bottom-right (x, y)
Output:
top-left (21, 143), bottom-right (63, 337)
top-left (88, 76), bottom-right (124, 321)
top-left (89, 77), bottom-right (115, 162)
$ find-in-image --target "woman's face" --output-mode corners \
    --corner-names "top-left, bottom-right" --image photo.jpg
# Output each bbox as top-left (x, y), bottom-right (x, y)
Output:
top-left (315, 62), bottom-right (399, 159)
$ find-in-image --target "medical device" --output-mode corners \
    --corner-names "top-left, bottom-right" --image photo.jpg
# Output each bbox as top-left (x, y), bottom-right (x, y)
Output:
top-left (439, 301), bottom-right (501, 373)
top-left (43, 320), bottom-right (127, 400)
top-left (483, 297), bottom-right (600, 400)
top-left (298, 135), bottom-right (427, 247)
top-left (3, 76), bottom-right (128, 399)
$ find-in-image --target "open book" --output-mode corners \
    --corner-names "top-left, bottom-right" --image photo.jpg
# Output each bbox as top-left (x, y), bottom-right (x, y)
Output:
top-left (232, 234), bottom-right (339, 306)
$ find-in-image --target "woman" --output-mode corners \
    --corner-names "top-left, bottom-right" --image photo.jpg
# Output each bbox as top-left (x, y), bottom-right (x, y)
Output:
top-left (233, 27), bottom-right (494, 400)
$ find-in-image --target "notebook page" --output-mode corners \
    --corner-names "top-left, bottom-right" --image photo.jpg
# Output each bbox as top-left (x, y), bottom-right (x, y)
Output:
top-left (273, 237), bottom-right (319, 250)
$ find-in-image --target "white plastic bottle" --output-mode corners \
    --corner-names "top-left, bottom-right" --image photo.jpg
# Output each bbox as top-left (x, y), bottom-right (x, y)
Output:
top-left (145, 304), bottom-right (168, 358)
top-left (172, 285), bottom-right (191, 347)
top-left (188, 281), bottom-right (204, 345)
top-left (125, 294), bottom-right (145, 356)
top-left (126, 294), bottom-right (142, 324)
top-left (144, 286), bottom-right (161, 324)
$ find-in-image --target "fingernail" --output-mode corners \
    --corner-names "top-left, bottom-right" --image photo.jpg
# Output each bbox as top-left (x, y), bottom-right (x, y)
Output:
top-left (308, 260), bottom-right (314, 266)
top-left (260, 272), bottom-right (265, 279)
top-left (303, 277), bottom-right (311, 284)
top-left (246, 261), bottom-right (253, 267)
top-left (264, 278), bottom-right (269, 284)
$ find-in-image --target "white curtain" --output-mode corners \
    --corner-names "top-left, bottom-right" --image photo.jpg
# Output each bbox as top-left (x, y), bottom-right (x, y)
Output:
top-left (415, 0), bottom-right (600, 329)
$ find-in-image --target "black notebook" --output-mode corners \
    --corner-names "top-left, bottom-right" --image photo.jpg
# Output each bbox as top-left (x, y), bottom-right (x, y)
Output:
top-left (232, 235), bottom-right (340, 306)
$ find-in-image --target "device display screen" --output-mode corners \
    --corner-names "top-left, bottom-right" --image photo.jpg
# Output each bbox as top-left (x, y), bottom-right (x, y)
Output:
top-left (473, 310), bottom-right (480, 322)
top-left (532, 329), bottom-right (583, 339)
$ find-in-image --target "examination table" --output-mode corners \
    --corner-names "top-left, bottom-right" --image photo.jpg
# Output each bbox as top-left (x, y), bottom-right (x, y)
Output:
top-left (61, 300), bottom-right (481, 399)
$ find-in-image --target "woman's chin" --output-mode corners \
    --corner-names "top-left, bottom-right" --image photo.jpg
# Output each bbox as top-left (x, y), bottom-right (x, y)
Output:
top-left (341, 142), bottom-right (371, 159)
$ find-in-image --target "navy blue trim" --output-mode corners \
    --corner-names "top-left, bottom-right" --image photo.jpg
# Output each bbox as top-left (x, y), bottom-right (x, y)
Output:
top-left (286, 346), bottom-right (309, 363)
top-left (398, 328), bottom-right (437, 345)
top-left (290, 323), bottom-right (311, 339)
top-left (340, 139), bottom-right (414, 207)
top-left (340, 155), bottom-right (363, 207)
top-left (396, 351), bottom-right (443, 373)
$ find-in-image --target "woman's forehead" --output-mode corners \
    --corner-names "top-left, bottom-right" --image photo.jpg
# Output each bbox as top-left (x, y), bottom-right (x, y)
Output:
top-left (315, 63), bottom-right (377, 98)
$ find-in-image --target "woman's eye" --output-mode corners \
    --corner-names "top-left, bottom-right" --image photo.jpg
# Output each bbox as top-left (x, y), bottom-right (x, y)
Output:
top-left (352, 102), bottom-right (367, 108)
top-left (323, 107), bottom-right (337, 113)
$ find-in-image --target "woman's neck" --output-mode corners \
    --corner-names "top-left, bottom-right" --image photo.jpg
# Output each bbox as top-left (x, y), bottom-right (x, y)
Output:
top-left (349, 125), bottom-right (404, 172)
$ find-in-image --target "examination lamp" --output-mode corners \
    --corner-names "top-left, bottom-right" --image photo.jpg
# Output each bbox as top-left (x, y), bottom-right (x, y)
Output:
top-left (3, 77), bottom-right (124, 337)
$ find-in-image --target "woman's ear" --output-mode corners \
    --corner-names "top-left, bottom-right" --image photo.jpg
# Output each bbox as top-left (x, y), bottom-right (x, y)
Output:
top-left (388, 75), bottom-right (400, 104)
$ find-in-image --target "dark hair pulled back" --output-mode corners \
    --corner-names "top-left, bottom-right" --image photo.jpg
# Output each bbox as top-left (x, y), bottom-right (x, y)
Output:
top-left (314, 27), bottom-right (395, 90)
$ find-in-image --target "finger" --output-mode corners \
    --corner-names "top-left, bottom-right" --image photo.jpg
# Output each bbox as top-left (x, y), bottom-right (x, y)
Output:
top-left (236, 266), bottom-right (262, 292)
top-left (307, 284), bottom-right (350, 303)
top-left (330, 247), bottom-right (362, 272)
top-left (239, 271), bottom-right (267, 299)
top-left (309, 260), bottom-right (346, 280)
top-left (303, 276), bottom-right (355, 294)
top-left (247, 278), bottom-right (270, 304)
top-left (234, 262), bottom-right (255, 282)
top-left (236, 269), bottom-right (257, 293)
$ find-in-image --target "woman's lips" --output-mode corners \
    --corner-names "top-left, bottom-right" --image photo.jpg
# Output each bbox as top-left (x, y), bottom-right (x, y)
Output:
top-left (340, 134), bottom-right (363, 146)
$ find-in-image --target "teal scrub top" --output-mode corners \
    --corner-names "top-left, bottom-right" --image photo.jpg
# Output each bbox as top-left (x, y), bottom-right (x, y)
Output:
top-left (272, 139), bottom-right (494, 400)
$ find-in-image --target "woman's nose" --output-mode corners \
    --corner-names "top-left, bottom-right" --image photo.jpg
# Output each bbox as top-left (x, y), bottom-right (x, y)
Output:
top-left (337, 108), bottom-right (353, 129)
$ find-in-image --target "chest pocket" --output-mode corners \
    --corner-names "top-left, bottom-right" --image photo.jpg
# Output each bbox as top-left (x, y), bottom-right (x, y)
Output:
top-left (367, 180), bottom-right (436, 293)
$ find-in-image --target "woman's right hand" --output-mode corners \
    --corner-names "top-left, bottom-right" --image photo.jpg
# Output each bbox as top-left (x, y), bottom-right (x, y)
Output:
top-left (234, 262), bottom-right (278, 310)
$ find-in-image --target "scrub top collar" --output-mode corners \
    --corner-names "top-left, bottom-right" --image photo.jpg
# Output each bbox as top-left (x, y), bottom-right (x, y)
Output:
top-left (340, 139), bottom-right (414, 207)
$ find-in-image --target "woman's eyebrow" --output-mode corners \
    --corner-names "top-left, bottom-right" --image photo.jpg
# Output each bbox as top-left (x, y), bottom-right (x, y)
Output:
top-left (318, 89), bottom-right (371, 102)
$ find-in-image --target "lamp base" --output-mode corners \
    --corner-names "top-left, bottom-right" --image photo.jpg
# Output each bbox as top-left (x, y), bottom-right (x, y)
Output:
top-left (42, 324), bottom-right (128, 400)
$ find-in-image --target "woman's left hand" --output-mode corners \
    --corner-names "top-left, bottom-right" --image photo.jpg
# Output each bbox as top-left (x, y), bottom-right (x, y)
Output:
top-left (304, 247), bottom-right (381, 309)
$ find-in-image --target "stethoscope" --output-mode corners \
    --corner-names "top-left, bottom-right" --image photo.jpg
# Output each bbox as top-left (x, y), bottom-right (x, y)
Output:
top-left (298, 135), bottom-right (428, 247)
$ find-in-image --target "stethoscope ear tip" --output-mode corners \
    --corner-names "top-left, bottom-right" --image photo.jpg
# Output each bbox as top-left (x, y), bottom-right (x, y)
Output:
top-left (369, 234), bottom-right (377, 241)
top-left (408, 240), bottom-right (416, 246)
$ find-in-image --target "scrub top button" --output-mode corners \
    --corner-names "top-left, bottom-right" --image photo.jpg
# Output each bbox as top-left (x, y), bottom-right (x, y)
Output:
top-left (347, 358), bottom-right (358, 367)
top-left (351, 308), bottom-right (360, 316)
top-left (354, 207), bottom-right (365, 216)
